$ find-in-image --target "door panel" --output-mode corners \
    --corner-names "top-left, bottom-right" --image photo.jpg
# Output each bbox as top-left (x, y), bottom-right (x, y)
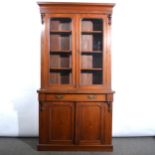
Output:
top-left (45, 102), bottom-right (74, 144)
top-left (77, 102), bottom-right (106, 144)
top-left (77, 14), bottom-right (107, 88)
top-left (45, 14), bottom-right (76, 88)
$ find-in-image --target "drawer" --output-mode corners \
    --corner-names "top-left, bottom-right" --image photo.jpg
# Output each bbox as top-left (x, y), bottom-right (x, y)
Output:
top-left (45, 94), bottom-right (106, 101)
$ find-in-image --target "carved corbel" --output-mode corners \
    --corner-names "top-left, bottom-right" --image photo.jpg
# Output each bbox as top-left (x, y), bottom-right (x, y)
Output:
top-left (39, 101), bottom-right (45, 112)
top-left (107, 101), bottom-right (112, 112)
top-left (106, 93), bottom-right (113, 112)
top-left (107, 14), bottom-right (112, 25)
top-left (38, 93), bottom-right (46, 112)
top-left (41, 13), bottom-right (45, 24)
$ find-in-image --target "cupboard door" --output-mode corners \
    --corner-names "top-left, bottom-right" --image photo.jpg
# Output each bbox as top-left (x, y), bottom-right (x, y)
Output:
top-left (44, 102), bottom-right (75, 144)
top-left (44, 14), bottom-right (76, 88)
top-left (76, 102), bottom-right (107, 145)
top-left (77, 14), bottom-right (107, 88)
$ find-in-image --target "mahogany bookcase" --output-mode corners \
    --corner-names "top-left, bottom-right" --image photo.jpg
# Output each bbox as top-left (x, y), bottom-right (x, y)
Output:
top-left (37, 2), bottom-right (115, 151)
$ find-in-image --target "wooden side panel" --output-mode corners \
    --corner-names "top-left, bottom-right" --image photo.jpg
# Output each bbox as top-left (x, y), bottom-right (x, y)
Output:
top-left (76, 102), bottom-right (105, 145)
top-left (39, 101), bottom-right (48, 144)
top-left (45, 102), bottom-right (74, 144)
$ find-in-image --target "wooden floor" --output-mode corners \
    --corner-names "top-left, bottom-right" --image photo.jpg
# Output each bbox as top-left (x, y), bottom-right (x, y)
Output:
top-left (0, 137), bottom-right (155, 155)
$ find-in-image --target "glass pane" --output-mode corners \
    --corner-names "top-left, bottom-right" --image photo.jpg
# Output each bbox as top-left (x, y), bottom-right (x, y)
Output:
top-left (80, 18), bottom-right (103, 85)
top-left (81, 19), bottom-right (102, 31)
top-left (50, 18), bottom-right (71, 31)
top-left (49, 18), bottom-right (72, 85)
top-left (50, 34), bottom-right (72, 51)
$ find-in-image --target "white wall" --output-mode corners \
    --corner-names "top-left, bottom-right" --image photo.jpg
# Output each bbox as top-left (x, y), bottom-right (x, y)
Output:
top-left (0, 0), bottom-right (155, 137)
top-left (112, 0), bottom-right (155, 136)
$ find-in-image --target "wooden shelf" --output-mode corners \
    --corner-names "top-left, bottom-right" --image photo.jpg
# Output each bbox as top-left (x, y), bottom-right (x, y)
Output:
top-left (50, 68), bottom-right (72, 71)
top-left (50, 30), bottom-right (72, 34)
top-left (81, 51), bottom-right (102, 54)
top-left (50, 50), bottom-right (72, 54)
top-left (81, 68), bottom-right (102, 71)
top-left (81, 31), bottom-right (102, 34)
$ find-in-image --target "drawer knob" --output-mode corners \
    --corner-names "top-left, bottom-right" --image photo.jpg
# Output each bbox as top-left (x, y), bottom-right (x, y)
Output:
top-left (87, 95), bottom-right (96, 99)
top-left (55, 95), bottom-right (64, 99)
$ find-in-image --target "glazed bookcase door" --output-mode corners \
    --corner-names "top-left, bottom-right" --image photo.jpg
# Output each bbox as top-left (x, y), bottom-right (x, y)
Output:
top-left (45, 14), bottom-right (76, 88)
top-left (78, 15), bottom-right (107, 88)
